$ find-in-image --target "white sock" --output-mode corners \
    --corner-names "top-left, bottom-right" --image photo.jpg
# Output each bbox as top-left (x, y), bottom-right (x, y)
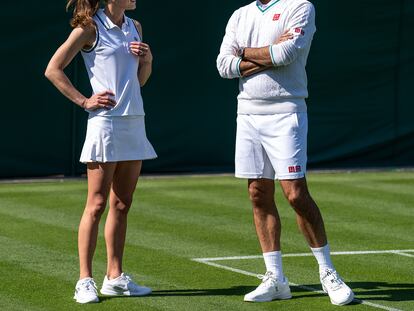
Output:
top-left (311, 243), bottom-right (335, 273)
top-left (263, 251), bottom-right (284, 280)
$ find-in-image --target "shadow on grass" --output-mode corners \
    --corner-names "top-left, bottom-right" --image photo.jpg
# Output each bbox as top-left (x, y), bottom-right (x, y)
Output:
top-left (100, 285), bottom-right (324, 301)
top-left (100, 286), bottom-right (254, 301)
top-left (99, 281), bottom-right (414, 303)
top-left (296, 281), bottom-right (414, 303)
top-left (349, 281), bottom-right (414, 302)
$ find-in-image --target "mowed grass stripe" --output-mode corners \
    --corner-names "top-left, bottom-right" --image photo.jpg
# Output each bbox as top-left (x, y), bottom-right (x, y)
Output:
top-left (0, 238), bottom-right (271, 311)
top-left (0, 174), bottom-right (412, 256)
top-left (0, 292), bottom-right (45, 311)
top-left (0, 195), bottom-right (261, 258)
top-left (0, 181), bottom-right (264, 258)
top-left (313, 182), bottom-right (414, 217)
top-left (0, 232), bottom-right (253, 310)
top-left (0, 200), bottom-right (259, 265)
top-left (0, 172), bottom-right (413, 311)
top-left (0, 261), bottom-right (76, 311)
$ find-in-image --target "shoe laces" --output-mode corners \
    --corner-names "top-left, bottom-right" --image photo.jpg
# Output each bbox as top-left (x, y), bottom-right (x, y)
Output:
top-left (78, 278), bottom-right (98, 293)
top-left (321, 269), bottom-right (344, 291)
top-left (257, 271), bottom-right (277, 287)
top-left (120, 272), bottom-right (141, 289)
top-left (121, 273), bottom-right (133, 283)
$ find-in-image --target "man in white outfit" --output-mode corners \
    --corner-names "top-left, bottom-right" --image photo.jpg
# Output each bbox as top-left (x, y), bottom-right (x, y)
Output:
top-left (217, 0), bottom-right (354, 306)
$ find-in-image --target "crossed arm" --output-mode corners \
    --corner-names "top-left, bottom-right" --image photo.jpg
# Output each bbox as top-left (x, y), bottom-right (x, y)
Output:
top-left (216, 27), bottom-right (293, 79)
top-left (217, 3), bottom-right (315, 79)
top-left (239, 31), bottom-right (293, 77)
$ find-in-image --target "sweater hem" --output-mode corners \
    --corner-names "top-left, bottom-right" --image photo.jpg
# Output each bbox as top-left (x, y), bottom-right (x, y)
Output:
top-left (237, 98), bottom-right (307, 114)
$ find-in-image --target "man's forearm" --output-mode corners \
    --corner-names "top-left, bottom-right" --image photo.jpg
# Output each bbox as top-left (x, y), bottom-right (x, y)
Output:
top-left (243, 46), bottom-right (274, 67)
top-left (239, 60), bottom-right (271, 77)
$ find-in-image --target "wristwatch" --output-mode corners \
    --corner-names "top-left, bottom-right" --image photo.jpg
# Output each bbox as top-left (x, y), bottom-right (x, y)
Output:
top-left (237, 47), bottom-right (245, 59)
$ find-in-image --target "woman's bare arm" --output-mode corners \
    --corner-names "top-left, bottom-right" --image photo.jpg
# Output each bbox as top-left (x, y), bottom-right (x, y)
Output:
top-left (45, 26), bottom-right (116, 110)
top-left (130, 21), bottom-right (152, 87)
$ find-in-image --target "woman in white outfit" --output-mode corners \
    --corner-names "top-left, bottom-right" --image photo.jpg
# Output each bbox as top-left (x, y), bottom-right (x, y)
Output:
top-left (45, 0), bottom-right (156, 304)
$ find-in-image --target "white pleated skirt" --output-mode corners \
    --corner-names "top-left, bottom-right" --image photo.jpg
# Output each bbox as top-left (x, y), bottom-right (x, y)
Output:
top-left (80, 115), bottom-right (157, 163)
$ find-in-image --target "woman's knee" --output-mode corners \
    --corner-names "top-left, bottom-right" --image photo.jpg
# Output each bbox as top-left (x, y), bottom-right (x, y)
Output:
top-left (111, 197), bottom-right (133, 214)
top-left (85, 194), bottom-right (107, 217)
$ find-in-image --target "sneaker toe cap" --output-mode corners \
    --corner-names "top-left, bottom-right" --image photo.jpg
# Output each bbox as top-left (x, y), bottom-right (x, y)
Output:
top-left (75, 294), bottom-right (99, 304)
top-left (130, 286), bottom-right (152, 296)
top-left (332, 288), bottom-right (354, 305)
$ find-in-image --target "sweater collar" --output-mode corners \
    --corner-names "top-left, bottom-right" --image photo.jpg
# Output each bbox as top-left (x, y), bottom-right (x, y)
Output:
top-left (256, 0), bottom-right (281, 13)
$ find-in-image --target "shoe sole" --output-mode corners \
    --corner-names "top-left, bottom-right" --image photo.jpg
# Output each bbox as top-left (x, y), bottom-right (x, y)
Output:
top-left (330, 291), bottom-right (354, 306)
top-left (322, 284), bottom-right (355, 306)
top-left (73, 295), bottom-right (99, 304)
top-left (100, 287), bottom-right (152, 297)
top-left (244, 293), bottom-right (292, 302)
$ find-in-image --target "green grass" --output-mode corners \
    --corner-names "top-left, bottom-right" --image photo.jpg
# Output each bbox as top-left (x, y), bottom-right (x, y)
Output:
top-left (0, 171), bottom-right (413, 310)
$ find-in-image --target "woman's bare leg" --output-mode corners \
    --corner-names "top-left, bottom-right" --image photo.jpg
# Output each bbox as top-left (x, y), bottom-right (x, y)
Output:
top-left (78, 162), bottom-right (117, 279)
top-left (104, 160), bottom-right (142, 279)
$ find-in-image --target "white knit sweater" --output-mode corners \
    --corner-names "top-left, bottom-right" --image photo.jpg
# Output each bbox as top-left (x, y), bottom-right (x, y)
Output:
top-left (217, 0), bottom-right (316, 114)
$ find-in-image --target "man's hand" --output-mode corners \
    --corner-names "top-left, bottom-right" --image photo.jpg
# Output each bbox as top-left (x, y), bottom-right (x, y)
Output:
top-left (242, 30), bottom-right (293, 67)
top-left (276, 30), bottom-right (294, 44)
top-left (239, 30), bottom-right (294, 77)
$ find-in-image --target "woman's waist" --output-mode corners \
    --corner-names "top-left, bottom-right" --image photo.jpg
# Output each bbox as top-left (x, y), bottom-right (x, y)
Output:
top-left (86, 97), bottom-right (145, 117)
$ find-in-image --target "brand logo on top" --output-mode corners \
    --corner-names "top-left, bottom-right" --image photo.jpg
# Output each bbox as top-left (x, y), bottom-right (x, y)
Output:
top-left (273, 14), bottom-right (281, 21)
top-left (288, 166), bottom-right (302, 173)
top-left (294, 27), bottom-right (305, 35)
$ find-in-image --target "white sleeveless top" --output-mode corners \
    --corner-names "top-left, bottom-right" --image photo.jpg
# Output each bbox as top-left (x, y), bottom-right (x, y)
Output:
top-left (81, 9), bottom-right (144, 117)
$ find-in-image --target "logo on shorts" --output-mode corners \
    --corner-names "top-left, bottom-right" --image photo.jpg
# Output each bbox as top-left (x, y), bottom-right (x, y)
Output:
top-left (288, 166), bottom-right (302, 173)
top-left (273, 14), bottom-right (281, 21)
top-left (294, 28), bottom-right (305, 35)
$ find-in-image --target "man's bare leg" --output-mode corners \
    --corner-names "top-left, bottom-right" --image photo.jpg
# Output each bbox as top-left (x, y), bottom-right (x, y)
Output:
top-left (248, 179), bottom-right (281, 252)
top-left (279, 177), bottom-right (354, 305)
top-left (244, 179), bottom-right (291, 302)
top-left (279, 177), bottom-right (327, 248)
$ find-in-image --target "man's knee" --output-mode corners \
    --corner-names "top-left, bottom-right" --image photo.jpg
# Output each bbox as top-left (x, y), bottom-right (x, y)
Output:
top-left (286, 189), bottom-right (309, 207)
top-left (282, 180), bottom-right (312, 208)
top-left (284, 183), bottom-right (319, 219)
top-left (248, 181), bottom-right (274, 207)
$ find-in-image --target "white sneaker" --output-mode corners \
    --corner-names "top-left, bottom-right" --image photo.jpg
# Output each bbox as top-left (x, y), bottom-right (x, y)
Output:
top-left (100, 272), bottom-right (152, 296)
top-left (73, 277), bottom-right (99, 304)
top-left (320, 268), bottom-right (354, 305)
top-left (244, 271), bottom-right (292, 302)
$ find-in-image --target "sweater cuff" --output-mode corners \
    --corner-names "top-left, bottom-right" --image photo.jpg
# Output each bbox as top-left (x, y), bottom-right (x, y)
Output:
top-left (269, 45), bottom-right (278, 66)
top-left (233, 57), bottom-right (242, 77)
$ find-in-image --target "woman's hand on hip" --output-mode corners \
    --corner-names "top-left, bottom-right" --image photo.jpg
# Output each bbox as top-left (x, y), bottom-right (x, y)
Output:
top-left (83, 91), bottom-right (116, 110)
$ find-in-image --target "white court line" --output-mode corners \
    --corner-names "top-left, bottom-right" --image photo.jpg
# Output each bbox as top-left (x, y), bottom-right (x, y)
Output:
top-left (394, 252), bottom-right (414, 258)
top-left (192, 249), bottom-right (413, 311)
top-left (193, 259), bottom-right (403, 311)
top-left (193, 249), bottom-right (414, 262)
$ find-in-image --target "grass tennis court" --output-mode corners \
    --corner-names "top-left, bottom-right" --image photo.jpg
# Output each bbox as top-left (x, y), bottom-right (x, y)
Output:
top-left (0, 171), bottom-right (413, 310)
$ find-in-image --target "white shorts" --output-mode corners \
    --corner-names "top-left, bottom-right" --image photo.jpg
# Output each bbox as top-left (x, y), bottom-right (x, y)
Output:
top-left (80, 115), bottom-right (157, 163)
top-left (235, 113), bottom-right (307, 180)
